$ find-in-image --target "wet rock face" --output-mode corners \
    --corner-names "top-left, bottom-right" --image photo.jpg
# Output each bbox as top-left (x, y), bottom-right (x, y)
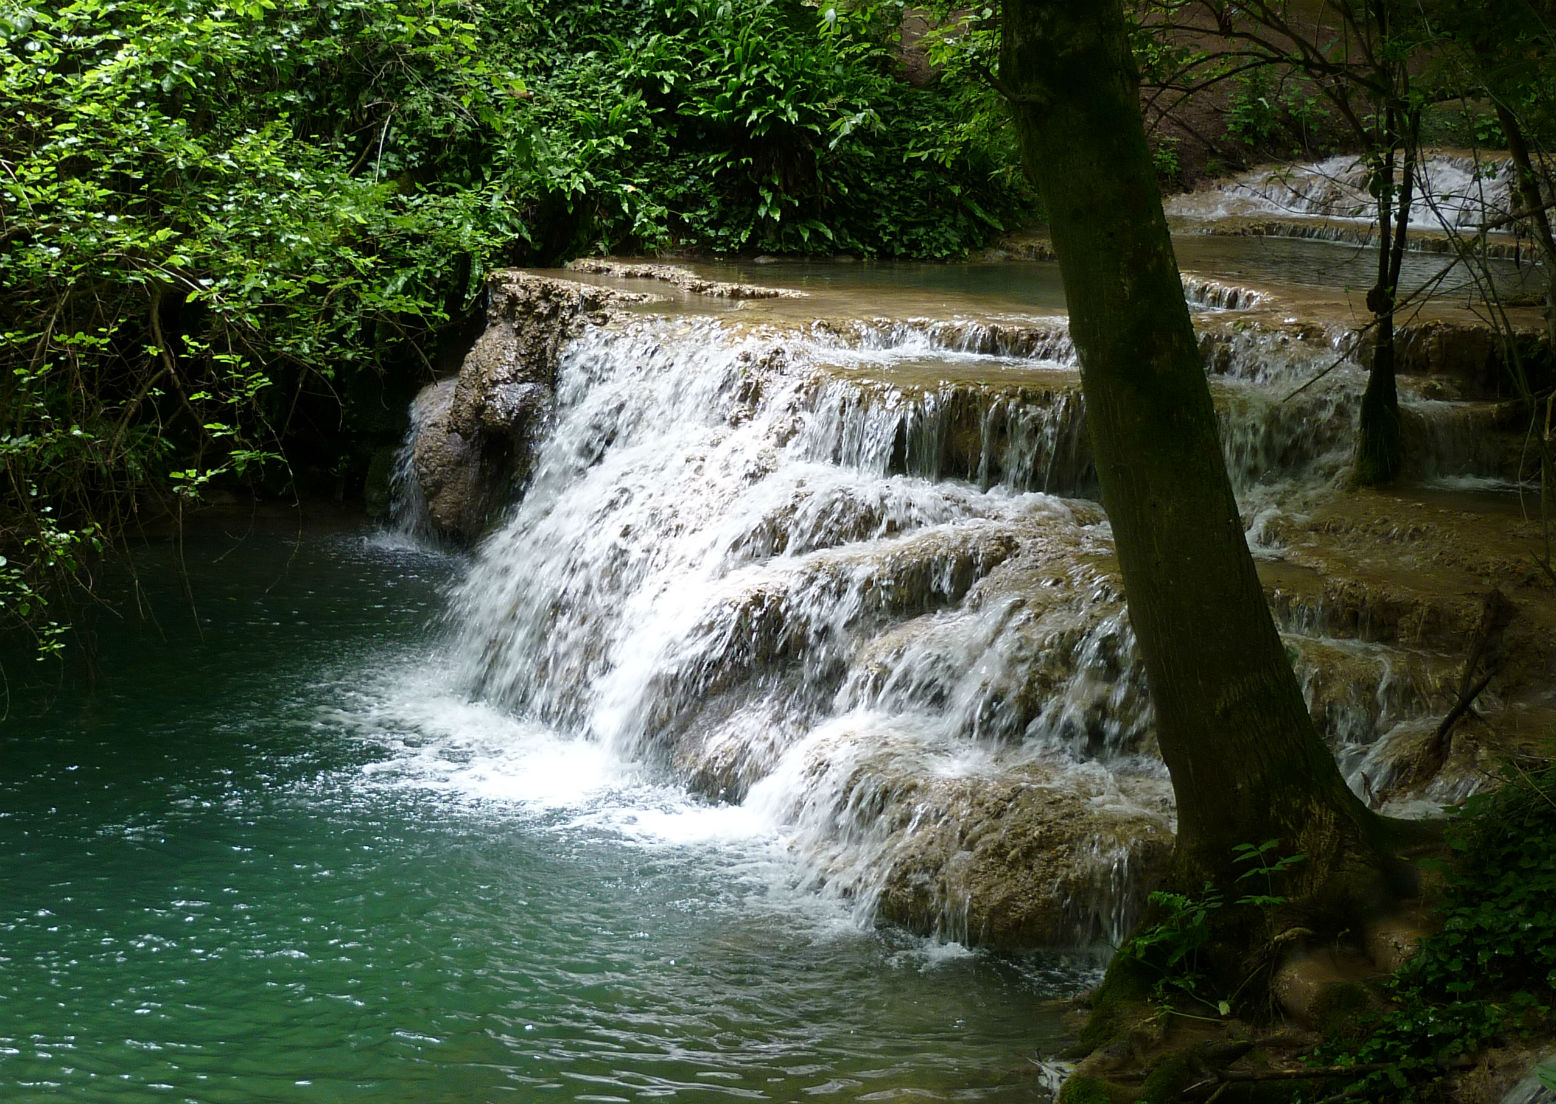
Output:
top-left (422, 255), bottom-right (1553, 949)
top-left (565, 258), bottom-right (805, 299)
top-left (1259, 491), bottom-right (1556, 804)
top-left (652, 513), bottom-right (1170, 949)
top-left (1360, 320), bottom-right (1555, 402)
top-left (871, 767), bottom-right (1174, 947)
top-left (409, 379), bottom-right (483, 541)
top-left (411, 272), bottom-right (648, 542)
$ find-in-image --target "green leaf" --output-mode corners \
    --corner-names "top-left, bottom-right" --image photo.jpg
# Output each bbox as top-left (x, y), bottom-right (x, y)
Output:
top-left (1536, 1061), bottom-right (1556, 1091)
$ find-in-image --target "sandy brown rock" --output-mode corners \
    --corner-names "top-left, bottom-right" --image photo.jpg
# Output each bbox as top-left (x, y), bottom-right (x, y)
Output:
top-left (1271, 946), bottom-right (1381, 1030)
top-left (565, 257), bottom-right (805, 299)
top-left (872, 766), bottom-right (1175, 946)
top-left (1364, 907), bottom-right (1433, 973)
top-left (409, 379), bottom-right (482, 541)
top-left (411, 271), bottom-right (647, 541)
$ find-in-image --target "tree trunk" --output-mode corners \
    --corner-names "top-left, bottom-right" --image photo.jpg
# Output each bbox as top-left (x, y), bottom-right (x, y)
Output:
top-left (999, 0), bottom-right (1406, 961)
top-left (1498, 104), bottom-right (1556, 346)
top-left (1492, 107), bottom-right (1556, 576)
top-left (1356, 329), bottom-right (1401, 486)
top-left (1354, 104), bottom-right (1418, 487)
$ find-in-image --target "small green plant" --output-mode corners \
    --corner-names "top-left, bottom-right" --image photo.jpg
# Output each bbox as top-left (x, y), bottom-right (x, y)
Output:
top-left (1225, 70), bottom-right (1283, 147)
top-left (1224, 68), bottom-right (1331, 155)
top-left (1120, 884), bottom-right (1224, 1010)
top-left (1117, 839), bottom-right (1306, 1017)
top-left (1316, 756), bottom-right (1556, 1100)
top-left (1538, 1060), bottom-right (1556, 1091)
top-left (1152, 135), bottom-right (1182, 182)
top-left (1231, 836), bottom-right (1309, 903)
top-left (1471, 110), bottom-right (1507, 148)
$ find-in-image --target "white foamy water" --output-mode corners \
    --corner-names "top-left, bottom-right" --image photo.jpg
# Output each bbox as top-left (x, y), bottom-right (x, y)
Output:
top-left (410, 316), bottom-right (1173, 940)
top-left (329, 654), bottom-right (773, 845)
top-left (1168, 153), bottom-right (1515, 230)
top-left (385, 296), bottom-right (1515, 944)
top-left (328, 652), bottom-right (996, 956)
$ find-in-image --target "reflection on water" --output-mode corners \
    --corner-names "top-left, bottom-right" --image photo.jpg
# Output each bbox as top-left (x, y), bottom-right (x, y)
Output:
top-left (682, 258), bottom-right (1073, 315)
top-left (556, 235), bottom-right (1540, 329)
top-left (1172, 233), bottom-right (1542, 302)
top-left (0, 524), bottom-right (1089, 1104)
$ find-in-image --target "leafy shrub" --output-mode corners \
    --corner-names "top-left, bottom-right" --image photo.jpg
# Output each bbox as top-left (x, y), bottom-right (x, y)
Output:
top-left (0, 0), bottom-right (1034, 661)
top-left (1116, 839), bottom-right (1306, 1017)
top-left (1224, 68), bottom-right (1331, 156)
top-left (0, 0), bottom-right (527, 653)
top-left (517, 0), bottom-right (1034, 257)
top-left (1406, 759), bottom-right (1556, 1001)
top-left (1316, 758), bottom-right (1556, 1100)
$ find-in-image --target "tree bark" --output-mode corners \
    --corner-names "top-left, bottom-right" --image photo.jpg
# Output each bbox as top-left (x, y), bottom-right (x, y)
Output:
top-left (1354, 102), bottom-right (1418, 487)
top-left (999, 0), bottom-right (1403, 942)
top-left (1498, 104), bottom-right (1556, 346)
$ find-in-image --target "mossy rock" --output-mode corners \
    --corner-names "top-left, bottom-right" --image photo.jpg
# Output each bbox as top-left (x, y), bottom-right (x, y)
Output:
top-left (1139, 1052), bottom-right (1196, 1103)
top-left (1058, 1074), bottom-right (1124, 1104)
top-left (1078, 958), bottom-right (1157, 1051)
top-left (1313, 978), bottom-right (1381, 1042)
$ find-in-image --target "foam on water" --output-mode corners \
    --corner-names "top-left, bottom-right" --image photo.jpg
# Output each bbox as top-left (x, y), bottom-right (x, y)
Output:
top-left (335, 655), bottom-right (769, 842)
top-left (325, 646), bottom-right (1056, 965)
top-left (1168, 153), bottom-right (1515, 230)
top-left (1, 522), bottom-right (1110, 1104)
top-left (1421, 473), bottom-right (1535, 495)
top-left (385, 316), bottom-right (1165, 938)
top-left (398, 295), bottom-right (1513, 944)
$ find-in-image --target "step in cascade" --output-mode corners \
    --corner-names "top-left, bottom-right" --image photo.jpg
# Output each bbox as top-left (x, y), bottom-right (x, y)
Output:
top-left (401, 256), bottom-right (1553, 948)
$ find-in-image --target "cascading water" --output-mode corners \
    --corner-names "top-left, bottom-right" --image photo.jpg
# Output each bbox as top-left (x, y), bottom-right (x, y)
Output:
top-left (418, 259), bottom-right (1552, 947)
top-left (1166, 153), bottom-right (1515, 230)
top-left (441, 314), bottom-right (1172, 945)
top-left (386, 379), bottom-right (446, 539)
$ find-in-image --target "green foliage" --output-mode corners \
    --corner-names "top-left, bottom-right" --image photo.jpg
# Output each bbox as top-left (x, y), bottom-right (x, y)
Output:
top-left (1120, 885), bottom-right (1224, 1009)
top-left (1225, 70), bottom-right (1283, 147)
top-left (1126, 3), bottom-right (1204, 91)
top-left (523, 0), bottom-right (1033, 258)
top-left (0, 0), bottom-right (1030, 662)
top-left (1152, 135), bottom-right (1181, 182)
top-left (1315, 759), bottom-right (1556, 1101)
top-left (1116, 840), bottom-right (1306, 1017)
top-left (1224, 69), bottom-right (1331, 155)
top-left (1411, 762), bottom-right (1556, 999)
top-left (915, 4), bottom-right (1042, 228)
top-left (0, 0), bottom-right (518, 658)
top-left (1471, 111), bottom-right (1507, 148)
top-left (1539, 1059), bottom-right (1556, 1090)
top-left (1432, 0), bottom-right (1556, 149)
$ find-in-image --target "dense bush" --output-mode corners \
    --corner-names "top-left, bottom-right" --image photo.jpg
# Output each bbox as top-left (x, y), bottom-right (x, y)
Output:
top-left (485, 0), bottom-right (1033, 258)
top-left (1315, 758), bottom-right (1556, 1101)
top-left (0, 0), bottom-right (1032, 659)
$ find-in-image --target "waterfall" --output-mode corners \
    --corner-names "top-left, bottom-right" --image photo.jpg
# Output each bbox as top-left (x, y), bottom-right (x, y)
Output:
top-left (1167, 153), bottom-right (1515, 230)
top-left (386, 379), bottom-right (447, 539)
top-left (441, 315), bottom-right (1173, 945)
top-left (418, 267), bottom-right (1549, 946)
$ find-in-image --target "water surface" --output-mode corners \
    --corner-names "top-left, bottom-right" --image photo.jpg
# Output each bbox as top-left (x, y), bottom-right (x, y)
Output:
top-left (0, 523), bottom-right (1088, 1103)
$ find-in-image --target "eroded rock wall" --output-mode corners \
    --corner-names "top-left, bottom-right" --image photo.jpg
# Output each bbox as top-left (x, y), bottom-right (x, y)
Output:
top-left (411, 272), bottom-right (649, 542)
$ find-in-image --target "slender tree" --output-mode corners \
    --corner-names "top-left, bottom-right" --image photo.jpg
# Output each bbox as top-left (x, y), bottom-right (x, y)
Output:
top-left (1143, 0), bottom-right (1425, 484)
top-left (999, 0), bottom-right (1421, 992)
